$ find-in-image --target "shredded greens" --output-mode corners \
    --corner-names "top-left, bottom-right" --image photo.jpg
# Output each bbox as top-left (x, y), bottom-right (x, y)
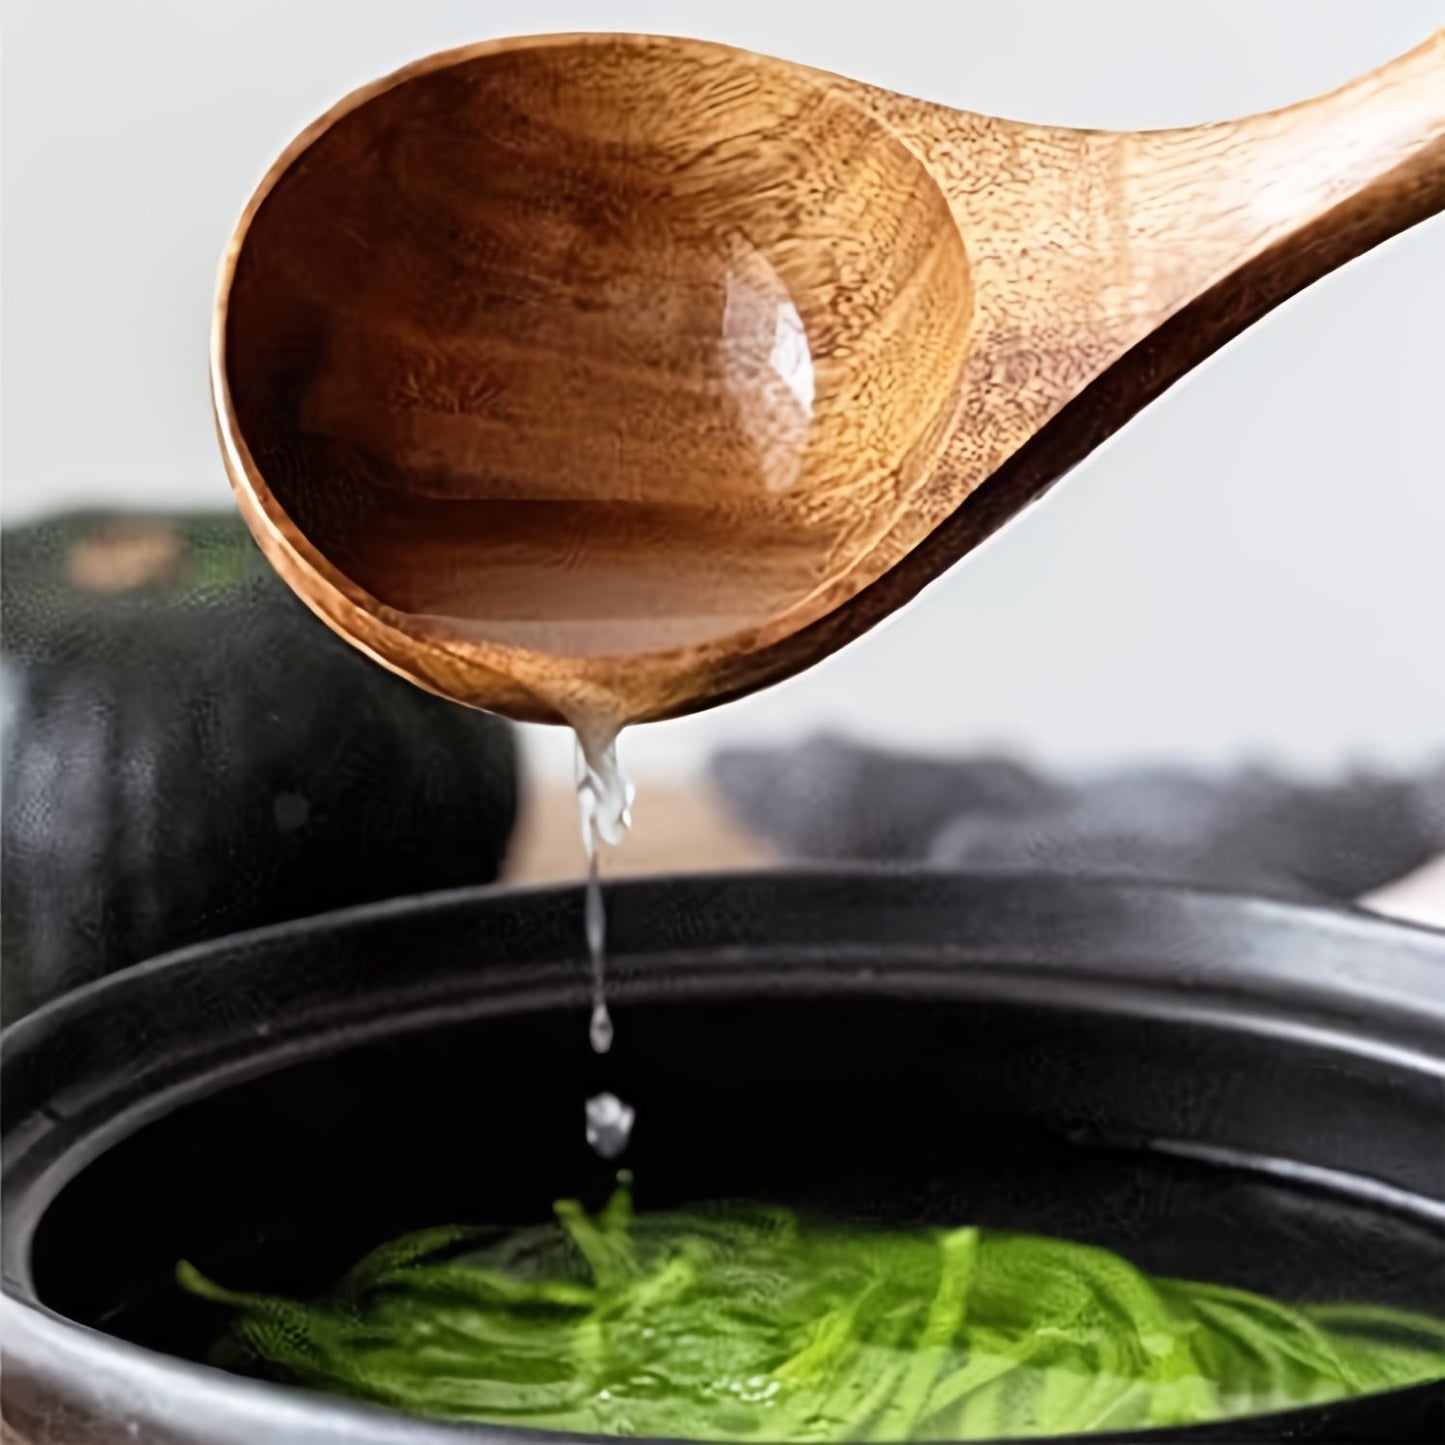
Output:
top-left (180, 1186), bottom-right (1445, 1440)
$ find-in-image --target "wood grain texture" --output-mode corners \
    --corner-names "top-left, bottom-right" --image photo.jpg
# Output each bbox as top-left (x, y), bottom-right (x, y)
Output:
top-left (213, 31), bottom-right (1445, 728)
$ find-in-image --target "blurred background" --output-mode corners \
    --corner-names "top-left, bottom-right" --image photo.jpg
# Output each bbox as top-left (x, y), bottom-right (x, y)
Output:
top-left (4, 0), bottom-right (1444, 1011)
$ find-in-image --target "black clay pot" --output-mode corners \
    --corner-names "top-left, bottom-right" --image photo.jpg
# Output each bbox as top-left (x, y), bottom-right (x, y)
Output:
top-left (0, 510), bottom-right (518, 1019)
top-left (3, 871), bottom-right (1443, 1444)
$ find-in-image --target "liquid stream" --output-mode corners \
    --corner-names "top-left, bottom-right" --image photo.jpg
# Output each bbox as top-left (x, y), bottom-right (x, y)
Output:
top-left (574, 721), bottom-right (637, 1159)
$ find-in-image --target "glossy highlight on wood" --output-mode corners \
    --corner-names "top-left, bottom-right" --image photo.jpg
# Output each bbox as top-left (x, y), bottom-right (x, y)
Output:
top-left (214, 31), bottom-right (1445, 726)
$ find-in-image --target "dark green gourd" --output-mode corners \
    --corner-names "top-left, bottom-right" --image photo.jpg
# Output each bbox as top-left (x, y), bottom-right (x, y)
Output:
top-left (1, 511), bottom-right (518, 1017)
top-left (182, 1186), bottom-right (1445, 1441)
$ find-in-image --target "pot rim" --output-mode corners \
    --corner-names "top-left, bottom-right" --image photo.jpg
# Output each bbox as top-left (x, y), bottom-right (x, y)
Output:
top-left (7, 864), bottom-right (1445, 1040)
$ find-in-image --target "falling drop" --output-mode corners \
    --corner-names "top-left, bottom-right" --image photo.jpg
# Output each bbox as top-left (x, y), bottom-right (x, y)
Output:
top-left (585, 1092), bottom-right (636, 1160)
top-left (590, 996), bottom-right (614, 1055)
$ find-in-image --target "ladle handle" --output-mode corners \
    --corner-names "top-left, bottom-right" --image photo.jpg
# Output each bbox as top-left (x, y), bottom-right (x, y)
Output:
top-left (822, 32), bottom-right (1445, 721)
top-left (1125, 30), bottom-right (1445, 332)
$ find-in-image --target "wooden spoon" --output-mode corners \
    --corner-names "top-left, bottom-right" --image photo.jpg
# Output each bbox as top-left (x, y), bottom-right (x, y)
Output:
top-left (214, 30), bottom-right (1444, 730)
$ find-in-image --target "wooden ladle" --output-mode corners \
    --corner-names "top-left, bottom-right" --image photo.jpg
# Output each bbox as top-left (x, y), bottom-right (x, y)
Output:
top-left (214, 30), bottom-right (1444, 730)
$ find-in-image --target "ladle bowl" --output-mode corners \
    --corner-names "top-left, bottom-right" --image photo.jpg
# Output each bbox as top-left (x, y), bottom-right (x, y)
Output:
top-left (214, 31), bottom-right (1445, 725)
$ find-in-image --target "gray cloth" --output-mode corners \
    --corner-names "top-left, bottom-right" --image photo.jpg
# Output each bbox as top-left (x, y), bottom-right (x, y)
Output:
top-left (709, 734), bottom-right (1445, 903)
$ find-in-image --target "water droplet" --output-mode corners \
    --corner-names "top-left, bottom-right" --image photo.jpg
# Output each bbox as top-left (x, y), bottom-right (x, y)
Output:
top-left (586, 1092), bottom-right (636, 1159)
top-left (590, 1000), bottom-right (614, 1054)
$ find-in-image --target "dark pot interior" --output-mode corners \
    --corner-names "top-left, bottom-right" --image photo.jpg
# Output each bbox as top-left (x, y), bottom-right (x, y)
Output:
top-left (3, 871), bottom-right (1443, 1444)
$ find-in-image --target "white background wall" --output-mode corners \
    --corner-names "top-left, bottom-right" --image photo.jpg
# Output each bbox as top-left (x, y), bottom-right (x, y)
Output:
top-left (5, 0), bottom-right (1443, 785)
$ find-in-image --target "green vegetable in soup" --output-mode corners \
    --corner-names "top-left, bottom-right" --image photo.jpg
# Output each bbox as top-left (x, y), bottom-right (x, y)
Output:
top-left (180, 1186), bottom-right (1445, 1440)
